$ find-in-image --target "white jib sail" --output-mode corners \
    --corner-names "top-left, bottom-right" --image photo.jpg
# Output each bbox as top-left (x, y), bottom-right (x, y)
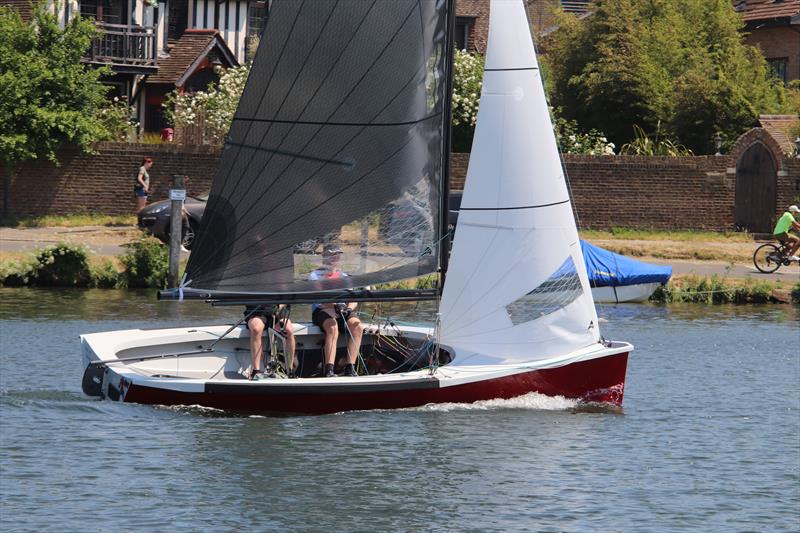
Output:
top-left (440, 0), bottom-right (600, 365)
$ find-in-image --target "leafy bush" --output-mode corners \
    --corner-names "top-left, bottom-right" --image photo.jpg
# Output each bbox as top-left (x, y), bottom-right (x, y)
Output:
top-left (32, 243), bottom-right (91, 286)
top-left (118, 237), bottom-right (168, 288)
top-left (650, 276), bottom-right (780, 304)
top-left (620, 123), bottom-right (693, 156)
top-left (554, 114), bottom-right (615, 155)
top-left (0, 256), bottom-right (37, 286)
top-left (96, 96), bottom-right (137, 142)
top-left (89, 259), bottom-right (120, 288)
top-left (451, 50), bottom-right (485, 152)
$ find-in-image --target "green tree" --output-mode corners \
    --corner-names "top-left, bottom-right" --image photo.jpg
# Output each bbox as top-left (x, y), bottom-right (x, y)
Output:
top-left (543, 0), bottom-right (796, 154)
top-left (0, 2), bottom-right (111, 216)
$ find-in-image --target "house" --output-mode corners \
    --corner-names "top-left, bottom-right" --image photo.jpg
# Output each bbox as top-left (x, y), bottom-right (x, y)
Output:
top-left (734, 0), bottom-right (800, 84)
top-left (456, 0), bottom-right (589, 52)
top-left (1, 0), bottom-right (268, 132)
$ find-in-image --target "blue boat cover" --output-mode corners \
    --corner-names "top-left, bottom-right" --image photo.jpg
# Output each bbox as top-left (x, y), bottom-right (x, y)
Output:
top-left (580, 240), bottom-right (672, 288)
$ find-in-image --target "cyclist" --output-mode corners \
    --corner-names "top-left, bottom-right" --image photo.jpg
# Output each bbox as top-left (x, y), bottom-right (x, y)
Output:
top-left (772, 205), bottom-right (800, 261)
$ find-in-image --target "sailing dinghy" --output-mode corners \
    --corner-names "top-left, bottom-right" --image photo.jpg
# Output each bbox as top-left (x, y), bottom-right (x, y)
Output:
top-left (80, 0), bottom-right (631, 414)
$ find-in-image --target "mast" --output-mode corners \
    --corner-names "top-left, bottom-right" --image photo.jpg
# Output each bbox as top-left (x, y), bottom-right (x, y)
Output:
top-left (439, 0), bottom-right (457, 292)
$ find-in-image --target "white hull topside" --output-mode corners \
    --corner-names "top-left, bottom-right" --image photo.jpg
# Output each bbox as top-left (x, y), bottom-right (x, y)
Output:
top-left (591, 283), bottom-right (662, 303)
top-left (80, 322), bottom-right (631, 396)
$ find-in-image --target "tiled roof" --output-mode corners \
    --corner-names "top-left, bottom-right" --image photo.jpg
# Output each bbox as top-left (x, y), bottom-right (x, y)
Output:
top-left (759, 115), bottom-right (799, 154)
top-left (734, 0), bottom-right (800, 21)
top-left (1, 0), bottom-right (34, 21)
top-left (147, 29), bottom-right (237, 86)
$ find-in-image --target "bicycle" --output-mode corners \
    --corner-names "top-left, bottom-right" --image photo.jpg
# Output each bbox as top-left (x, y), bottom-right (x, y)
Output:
top-left (753, 240), bottom-right (799, 273)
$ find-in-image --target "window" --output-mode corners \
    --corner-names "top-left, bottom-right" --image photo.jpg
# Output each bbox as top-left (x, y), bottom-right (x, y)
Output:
top-left (767, 58), bottom-right (788, 85)
top-left (454, 17), bottom-right (473, 51)
top-left (246, 1), bottom-right (269, 62)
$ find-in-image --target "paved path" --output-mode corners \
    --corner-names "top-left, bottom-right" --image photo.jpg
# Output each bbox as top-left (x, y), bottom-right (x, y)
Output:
top-left (0, 226), bottom-right (138, 256)
top-left (648, 258), bottom-right (799, 283)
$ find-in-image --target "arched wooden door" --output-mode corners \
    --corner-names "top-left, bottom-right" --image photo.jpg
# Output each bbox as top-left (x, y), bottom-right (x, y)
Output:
top-left (735, 143), bottom-right (776, 233)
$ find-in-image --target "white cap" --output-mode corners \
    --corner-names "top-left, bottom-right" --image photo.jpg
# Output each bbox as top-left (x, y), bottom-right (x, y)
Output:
top-left (790, 205), bottom-right (800, 213)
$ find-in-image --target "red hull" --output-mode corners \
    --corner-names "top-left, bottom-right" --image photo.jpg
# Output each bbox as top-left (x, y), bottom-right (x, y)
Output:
top-left (122, 352), bottom-right (629, 414)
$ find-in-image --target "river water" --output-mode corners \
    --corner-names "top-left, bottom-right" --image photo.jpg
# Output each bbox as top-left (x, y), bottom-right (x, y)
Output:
top-left (0, 288), bottom-right (797, 532)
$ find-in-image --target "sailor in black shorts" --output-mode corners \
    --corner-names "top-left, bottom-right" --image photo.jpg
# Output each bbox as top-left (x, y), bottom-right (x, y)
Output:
top-left (244, 304), bottom-right (296, 380)
top-left (308, 245), bottom-right (364, 377)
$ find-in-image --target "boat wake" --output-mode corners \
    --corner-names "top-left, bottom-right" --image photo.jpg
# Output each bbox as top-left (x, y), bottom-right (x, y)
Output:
top-left (402, 392), bottom-right (580, 413)
top-left (0, 388), bottom-right (123, 414)
top-left (157, 404), bottom-right (232, 417)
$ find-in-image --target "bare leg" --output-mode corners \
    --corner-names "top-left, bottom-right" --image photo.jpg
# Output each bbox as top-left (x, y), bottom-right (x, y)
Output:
top-left (280, 319), bottom-right (297, 371)
top-left (322, 318), bottom-right (338, 366)
top-left (136, 196), bottom-right (146, 211)
top-left (248, 317), bottom-right (266, 374)
top-left (789, 236), bottom-right (800, 257)
top-left (345, 316), bottom-right (363, 365)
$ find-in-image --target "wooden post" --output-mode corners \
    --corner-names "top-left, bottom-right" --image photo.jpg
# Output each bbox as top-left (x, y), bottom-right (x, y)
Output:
top-left (168, 174), bottom-right (186, 288)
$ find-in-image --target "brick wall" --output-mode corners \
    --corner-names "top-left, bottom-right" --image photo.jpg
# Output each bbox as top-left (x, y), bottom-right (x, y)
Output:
top-left (450, 151), bottom-right (800, 231)
top-left (4, 142), bottom-right (799, 231)
top-left (456, 0), bottom-right (490, 52)
top-left (3, 142), bottom-right (220, 216)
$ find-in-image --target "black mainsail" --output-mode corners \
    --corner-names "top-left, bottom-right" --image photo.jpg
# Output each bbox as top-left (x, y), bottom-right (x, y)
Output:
top-left (170, 0), bottom-right (454, 300)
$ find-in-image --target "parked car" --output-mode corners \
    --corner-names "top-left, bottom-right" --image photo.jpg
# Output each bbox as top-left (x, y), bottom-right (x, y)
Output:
top-left (137, 194), bottom-right (207, 250)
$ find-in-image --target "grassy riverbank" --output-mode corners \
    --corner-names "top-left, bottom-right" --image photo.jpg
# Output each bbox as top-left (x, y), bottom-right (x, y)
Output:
top-left (1, 220), bottom-right (798, 303)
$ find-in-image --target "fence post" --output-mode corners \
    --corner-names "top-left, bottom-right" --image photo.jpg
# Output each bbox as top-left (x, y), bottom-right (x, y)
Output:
top-left (168, 174), bottom-right (186, 288)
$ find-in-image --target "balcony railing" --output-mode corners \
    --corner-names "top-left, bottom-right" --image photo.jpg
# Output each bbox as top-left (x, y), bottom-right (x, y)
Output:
top-left (86, 22), bottom-right (157, 67)
top-left (561, 1), bottom-right (590, 14)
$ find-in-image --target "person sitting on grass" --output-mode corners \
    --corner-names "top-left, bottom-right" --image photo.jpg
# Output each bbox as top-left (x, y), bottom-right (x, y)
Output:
top-left (772, 205), bottom-right (800, 261)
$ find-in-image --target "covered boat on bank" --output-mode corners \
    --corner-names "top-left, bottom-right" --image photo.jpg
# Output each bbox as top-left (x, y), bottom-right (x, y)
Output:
top-left (581, 240), bottom-right (672, 303)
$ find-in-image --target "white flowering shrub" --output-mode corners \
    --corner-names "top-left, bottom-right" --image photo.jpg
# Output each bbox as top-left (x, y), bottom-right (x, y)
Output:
top-left (96, 96), bottom-right (138, 142)
top-left (553, 114), bottom-right (616, 155)
top-left (451, 50), bottom-right (484, 152)
top-left (163, 64), bottom-right (251, 144)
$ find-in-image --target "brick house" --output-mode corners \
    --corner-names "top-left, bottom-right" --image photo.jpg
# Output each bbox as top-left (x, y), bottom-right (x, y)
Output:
top-left (735, 0), bottom-right (800, 84)
top-left (1, 0), bottom-right (271, 132)
top-left (456, 0), bottom-right (589, 52)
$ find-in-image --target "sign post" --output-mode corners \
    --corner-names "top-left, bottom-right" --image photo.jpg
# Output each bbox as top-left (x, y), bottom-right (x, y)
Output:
top-left (168, 174), bottom-right (186, 288)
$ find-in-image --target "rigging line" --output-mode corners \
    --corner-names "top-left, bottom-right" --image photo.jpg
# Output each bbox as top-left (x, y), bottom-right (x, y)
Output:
top-left (458, 199), bottom-right (570, 211)
top-left (190, 8), bottom-right (431, 276)
top-left (219, 0), bottom-right (373, 207)
top-left (221, 0), bottom-right (408, 213)
top-left (231, 115), bottom-right (442, 128)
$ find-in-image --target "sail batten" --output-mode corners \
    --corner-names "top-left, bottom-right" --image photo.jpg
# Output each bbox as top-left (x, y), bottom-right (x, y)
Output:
top-left (186, 0), bottom-right (452, 294)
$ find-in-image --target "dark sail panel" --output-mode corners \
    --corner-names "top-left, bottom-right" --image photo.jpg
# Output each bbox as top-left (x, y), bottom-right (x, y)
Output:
top-left (186, 0), bottom-right (450, 293)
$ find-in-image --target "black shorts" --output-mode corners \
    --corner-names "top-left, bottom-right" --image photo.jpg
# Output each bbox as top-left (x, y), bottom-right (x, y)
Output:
top-left (312, 307), bottom-right (350, 333)
top-left (775, 232), bottom-right (797, 244)
top-left (244, 305), bottom-right (290, 330)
